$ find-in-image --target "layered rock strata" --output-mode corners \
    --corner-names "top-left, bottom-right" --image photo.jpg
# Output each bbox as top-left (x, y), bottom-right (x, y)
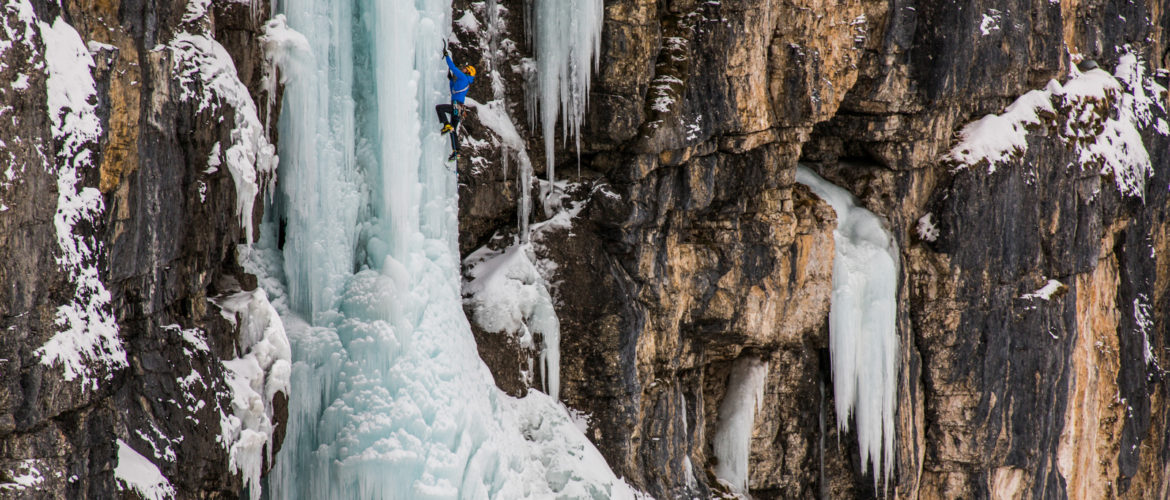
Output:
top-left (454, 0), bottom-right (1170, 498)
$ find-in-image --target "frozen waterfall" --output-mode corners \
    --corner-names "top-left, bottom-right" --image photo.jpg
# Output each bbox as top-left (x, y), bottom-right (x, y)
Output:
top-left (796, 166), bottom-right (899, 488)
top-left (256, 0), bottom-right (634, 498)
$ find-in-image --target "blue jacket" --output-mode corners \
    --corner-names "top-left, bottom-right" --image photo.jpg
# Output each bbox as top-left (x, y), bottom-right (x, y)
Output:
top-left (446, 56), bottom-right (474, 104)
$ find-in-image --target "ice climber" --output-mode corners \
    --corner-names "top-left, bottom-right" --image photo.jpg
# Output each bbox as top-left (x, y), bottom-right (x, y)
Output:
top-left (436, 44), bottom-right (475, 162)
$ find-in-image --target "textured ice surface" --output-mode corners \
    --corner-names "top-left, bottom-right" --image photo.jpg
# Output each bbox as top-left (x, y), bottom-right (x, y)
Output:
top-left (211, 288), bottom-right (290, 500)
top-left (260, 14), bottom-right (311, 130)
top-left (261, 0), bottom-right (635, 497)
top-left (797, 166), bottom-right (899, 488)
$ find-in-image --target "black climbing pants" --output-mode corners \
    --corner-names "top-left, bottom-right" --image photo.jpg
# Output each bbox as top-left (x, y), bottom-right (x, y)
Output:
top-left (435, 103), bottom-right (461, 152)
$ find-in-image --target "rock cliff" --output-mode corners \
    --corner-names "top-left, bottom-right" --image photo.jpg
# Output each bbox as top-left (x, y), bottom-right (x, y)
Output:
top-left (0, 0), bottom-right (286, 497)
top-left (452, 0), bottom-right (1170, 498)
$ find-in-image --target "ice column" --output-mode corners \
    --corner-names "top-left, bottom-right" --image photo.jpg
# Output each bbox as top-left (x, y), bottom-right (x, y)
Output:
top-left (524, 0), bottom-right (604, 183)
top-left (796, 166), bottom-right (899, 488)
top-left (712, 356), bottom-right (769, 494)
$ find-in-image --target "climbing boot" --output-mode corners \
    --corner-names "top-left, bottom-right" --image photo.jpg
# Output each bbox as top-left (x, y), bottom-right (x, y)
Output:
top-left (448, 151), bottom-right (460, 162)
top-left (441, 124), bottom-right (453, 134)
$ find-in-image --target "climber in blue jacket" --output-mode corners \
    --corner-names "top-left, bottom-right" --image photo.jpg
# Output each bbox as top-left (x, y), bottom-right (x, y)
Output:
top-left (436, 44), bottom-right (475, 162)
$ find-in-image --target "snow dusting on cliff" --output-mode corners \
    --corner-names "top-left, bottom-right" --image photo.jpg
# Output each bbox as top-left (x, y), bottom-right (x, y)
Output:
top-left (114, 440), bottom-right (176, 500)
top-left (34, 11), bottom-right (125, 390)
top-left (947, 47), bottom-right (1168, 199)
top-left (170, 3), bottom-right (277, 244)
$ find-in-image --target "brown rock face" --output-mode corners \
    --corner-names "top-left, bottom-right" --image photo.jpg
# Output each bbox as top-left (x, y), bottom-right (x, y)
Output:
top-left (0, 0), bottom-right (283, 497)
top-left (455, 0), bottom-right (1170, 498)
top-left (1060, 245), bottom-right (1125, 500)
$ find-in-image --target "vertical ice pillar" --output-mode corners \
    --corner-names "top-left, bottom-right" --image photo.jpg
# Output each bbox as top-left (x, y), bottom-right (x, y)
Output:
top-left (524, 0), bottom-right (603, 183)
top-left (266, 0), bottom-right (462, 496)
top-left (796, 166), bottom-right (899, 488)
top-left (276, 0), bottom-right (360, 320)
top-left (712, 356), bottom-right (769, 494)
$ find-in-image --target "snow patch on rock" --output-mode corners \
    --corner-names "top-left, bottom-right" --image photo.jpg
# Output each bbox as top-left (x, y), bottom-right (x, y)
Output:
top-left (1021, 279), bottom-right (1065, 301)
top-left (980, 9), bottom-right (1001, 36)
top-left (170, 5), bottom-right (277, 244)
top-left (114, 439), bottom-right (176, 500)
top-left (0, 0), bottom-right (38, 67)
top-left (917, 213), bottom-right (940, 242)
top-left (468, 97), bottom-right (536, 242)
top-left (460, 184), bottom-right (588, 401)
top-left (463, 242), bottom-right (561, 398)
top-left (33, 14), bottom-right (126, 390)
top-left (1134, 295), bottom-right (1157, 367)
top-left (946, 47), bottom-right (1168, 199)
top-left (456, 10), bottom-right (481, 32)
top-left (0, 460), bottom-right (44, 492)
top-left (11, 73), bottom-right (28, 90)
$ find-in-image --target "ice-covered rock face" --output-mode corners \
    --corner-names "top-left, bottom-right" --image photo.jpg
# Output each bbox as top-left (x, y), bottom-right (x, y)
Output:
top-left (260, 0), bottom-right (635, 497)
top-left (4, 0), bottom-right (1170, 498)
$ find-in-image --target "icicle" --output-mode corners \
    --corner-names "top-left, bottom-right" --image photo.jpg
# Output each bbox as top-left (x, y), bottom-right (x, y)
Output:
top-left (796, 165), bottom-right (899, 490)
top-left (523, 0), bottom-right (604, 185)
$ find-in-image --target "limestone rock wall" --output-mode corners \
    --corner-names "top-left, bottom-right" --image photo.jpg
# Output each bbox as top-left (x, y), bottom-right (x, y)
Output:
top-left (0, 0), bottom-right (282, 497)
top-left (454, 0), bottom-right (1170, 498)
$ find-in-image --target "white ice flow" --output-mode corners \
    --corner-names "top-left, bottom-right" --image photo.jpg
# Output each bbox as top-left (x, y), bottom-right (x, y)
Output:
top-left (796, 166), bottom-right (899, 488)
top-left (524, 0), bottom-right (603, 183)
top-left (260, 0), bottom-right (635, 498)
top-left (712, 356), bottom-right (769, 494)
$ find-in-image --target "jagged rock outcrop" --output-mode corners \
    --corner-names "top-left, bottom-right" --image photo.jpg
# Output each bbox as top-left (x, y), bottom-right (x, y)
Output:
top-left (0, 0), bottom-right (286, 497)
top-left (455, 0), bottom-right (1170, 498)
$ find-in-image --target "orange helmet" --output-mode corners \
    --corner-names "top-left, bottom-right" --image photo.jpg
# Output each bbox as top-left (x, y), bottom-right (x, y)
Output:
top-left (464, 65), bottom-right (476, 77)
